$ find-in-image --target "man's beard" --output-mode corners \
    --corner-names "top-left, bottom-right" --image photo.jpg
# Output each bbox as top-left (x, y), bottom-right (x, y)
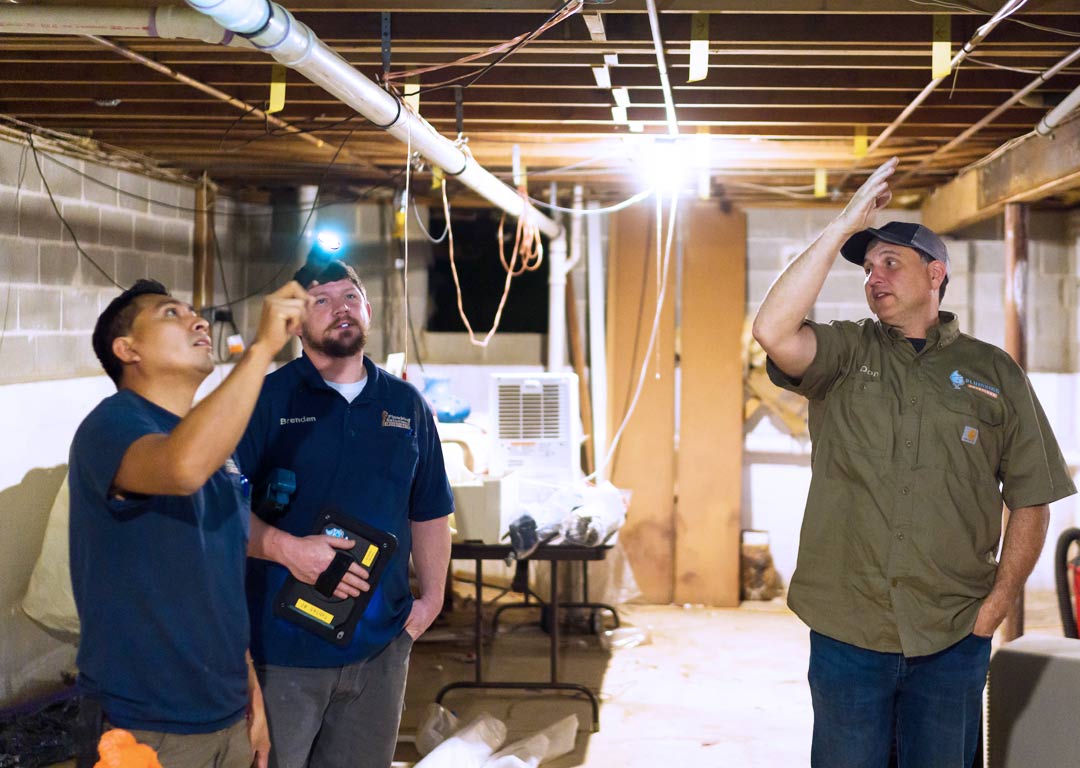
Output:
top-left (305, 325), bottom-right (367, 358)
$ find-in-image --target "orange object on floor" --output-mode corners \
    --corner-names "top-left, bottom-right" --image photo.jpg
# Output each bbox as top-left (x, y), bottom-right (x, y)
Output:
top-left (94, 729), bottom-right (163, 768)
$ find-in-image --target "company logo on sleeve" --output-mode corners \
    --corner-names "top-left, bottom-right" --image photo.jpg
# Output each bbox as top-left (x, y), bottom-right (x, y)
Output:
top-left (949, 370), bottom-right (1000, 400)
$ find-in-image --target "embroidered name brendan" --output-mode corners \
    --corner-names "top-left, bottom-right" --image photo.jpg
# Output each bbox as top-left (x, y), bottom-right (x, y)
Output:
top-left (280, 416), bottom-right (316, 425)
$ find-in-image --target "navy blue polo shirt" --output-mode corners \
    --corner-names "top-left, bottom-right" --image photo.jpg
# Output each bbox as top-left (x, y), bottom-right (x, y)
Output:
top-left (68, 390), bottom-right (250, 734)
top-left (237, 355), bottom-right (453, 668)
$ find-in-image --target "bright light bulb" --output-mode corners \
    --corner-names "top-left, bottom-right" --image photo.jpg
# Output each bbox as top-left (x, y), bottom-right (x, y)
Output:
top-left (637, 138), bottom-right (693, 194)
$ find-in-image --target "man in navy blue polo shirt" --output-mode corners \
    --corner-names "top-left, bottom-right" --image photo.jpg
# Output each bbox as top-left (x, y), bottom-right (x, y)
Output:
top-left (239, 260), bottom-right (453, 768)
top-left (69, 278), bottom-right (309, 768)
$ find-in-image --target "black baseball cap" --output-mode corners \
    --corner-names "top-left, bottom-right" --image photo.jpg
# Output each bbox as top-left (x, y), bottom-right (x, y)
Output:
top-left (292, 258), bottom-right (363, 290)
top-left (840, 221), bottom-right (949, 276)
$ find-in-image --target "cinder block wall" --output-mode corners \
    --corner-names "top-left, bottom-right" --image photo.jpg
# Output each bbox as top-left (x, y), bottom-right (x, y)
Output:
top-left (0, 139), bottom-right (196, 384)
top-left (0, 133), bottom-right (267, 707)
top-left (745, 207), bottom-right (1079, 372)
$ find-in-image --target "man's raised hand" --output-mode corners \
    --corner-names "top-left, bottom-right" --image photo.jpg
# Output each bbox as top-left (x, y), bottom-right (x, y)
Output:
top-left (253, 281), bottom-right (310, 356)
top-left (837, 157), bottom-right (899, 235)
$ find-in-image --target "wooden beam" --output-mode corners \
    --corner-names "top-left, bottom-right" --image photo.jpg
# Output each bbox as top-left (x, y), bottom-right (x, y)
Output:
top-left (922, 117), bottom-right (1080, 233)
top-left (1000, 201), bottom-right (1029, 644)
top-left (38, 0), bottom-right (1071, 12)
top-left (192, 174), bottom-right (213, 309)
top-left (607, 201), bottom-right (677, 604)
top-left (675, 201), bottom-right (746, 607)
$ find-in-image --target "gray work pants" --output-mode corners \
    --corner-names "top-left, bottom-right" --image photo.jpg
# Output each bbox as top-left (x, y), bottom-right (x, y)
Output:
top-left (120, 718), bottom-right (251, 768)
top-left (256, 630), bottom-right (413, 768)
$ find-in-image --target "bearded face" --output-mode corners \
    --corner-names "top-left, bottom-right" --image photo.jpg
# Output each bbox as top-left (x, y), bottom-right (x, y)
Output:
top-left (301, 279), bottom-right (371, 359)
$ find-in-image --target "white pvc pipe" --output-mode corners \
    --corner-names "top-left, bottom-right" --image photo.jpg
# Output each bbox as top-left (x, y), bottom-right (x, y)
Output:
top-left (547, 184), bottom-right (568, 371)
top-left (1037, 82), bottom-right (1080, 136)
top-left (297, 184), bottom-right (319, 262)
top-left (0, 6), bottom-right (252, 47)
top-left (567, 184), bottom-right (585, 272)
top-left (185, 0), bottom-right (561, 239)
top-left (586, 200), bottom-right (608, 481)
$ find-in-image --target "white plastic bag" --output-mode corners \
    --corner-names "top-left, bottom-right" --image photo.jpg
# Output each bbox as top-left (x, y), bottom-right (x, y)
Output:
top-left (415, 703), bottom-right (461, 757)
top-left (483, 714), bottom-right (579, 767)
top-left (414, 713), bottom-right (507, 768)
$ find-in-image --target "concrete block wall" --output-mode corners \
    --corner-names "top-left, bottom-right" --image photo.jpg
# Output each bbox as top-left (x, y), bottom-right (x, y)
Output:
top-left (211, 196), bottom-right (272, 349)
top-left (745, 206), bottom-right (976, 331)
top-left (0, 134), bottom-right (270, 707)
top-left (0, 136), bottom-right (195, 385)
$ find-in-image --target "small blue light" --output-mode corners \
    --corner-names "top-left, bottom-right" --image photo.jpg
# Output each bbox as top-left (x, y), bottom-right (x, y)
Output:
top-left (316, 231), bottom-right (342, 253)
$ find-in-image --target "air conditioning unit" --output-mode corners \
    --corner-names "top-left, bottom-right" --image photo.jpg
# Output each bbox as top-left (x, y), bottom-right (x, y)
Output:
top-left (489, 372), bottom-right (582, 484)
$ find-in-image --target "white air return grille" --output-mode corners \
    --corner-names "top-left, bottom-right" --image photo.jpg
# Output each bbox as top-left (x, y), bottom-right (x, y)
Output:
top-left (489, 373), bottom-right (582, 482)
top-left (497, 382), bottom-right (563, 440)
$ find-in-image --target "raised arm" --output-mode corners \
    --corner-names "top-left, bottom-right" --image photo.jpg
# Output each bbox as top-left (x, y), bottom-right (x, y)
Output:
top-left (752, 156), bottom-right (898, 379)
top-left (113, 282), bottom-right (309, 496)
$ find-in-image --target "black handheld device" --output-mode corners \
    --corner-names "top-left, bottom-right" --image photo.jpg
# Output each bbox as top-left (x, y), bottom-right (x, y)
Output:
top-left (273, 509), bottom-right (398, 647)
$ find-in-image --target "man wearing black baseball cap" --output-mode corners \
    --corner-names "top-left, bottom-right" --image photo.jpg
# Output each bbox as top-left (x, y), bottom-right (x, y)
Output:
top-left (239, 259), bottom-right (453, 768)
top-left (752, 158), bottom-right (1075, 767)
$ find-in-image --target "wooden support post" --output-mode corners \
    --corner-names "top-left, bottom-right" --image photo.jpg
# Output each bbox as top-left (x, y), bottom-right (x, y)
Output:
top-left (566, 278), bottom-right (595, 475)
top-left (192, 174), bottom-right (215, 310)
top-left (674, 202), bottom-right (746, 606)
top-left (606, 202), bottom-right (676, 604)
top-left (1001, 201), bottom-right (1029, 642)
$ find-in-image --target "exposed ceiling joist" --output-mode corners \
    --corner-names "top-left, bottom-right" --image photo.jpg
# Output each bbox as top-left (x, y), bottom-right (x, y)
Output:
top-left (922, 116), bottom-right (1080, 232)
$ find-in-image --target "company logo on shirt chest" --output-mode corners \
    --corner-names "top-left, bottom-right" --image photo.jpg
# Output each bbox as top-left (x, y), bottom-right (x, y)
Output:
top-left (382, 410), bottom-right (411, 430)
top-left (949, 370), bottom-right (1000, 399)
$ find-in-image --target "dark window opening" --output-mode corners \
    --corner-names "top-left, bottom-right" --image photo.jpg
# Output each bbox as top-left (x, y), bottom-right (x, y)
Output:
top-left (426, 209), bottom-right (549, 333)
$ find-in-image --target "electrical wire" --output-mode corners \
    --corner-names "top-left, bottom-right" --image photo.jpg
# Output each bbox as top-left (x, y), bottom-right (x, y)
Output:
top-left (959, 128), bottom-right (1036, 173)
top-left (497, 194), bottom-right (544, 277)
top-left (384, 0), bottom-right (582, 97)
top-left (21, 147), bottom-right (379, 217)
top-left (0, 144), bottom-right (30, 355)
top-left (502, 147), bottom-right (631, 180)
top-left (964, 56), bottom-right (1042, 75)
top-left (395, 240), bottom-right (426, 374)
top-left (906, 0), bottom-right (1080, 38)
top-left (608, 211), bottom-right (655, 476)
top-left (525, 188), bottom-right (655, 216)
top-left (202, 122), bottom-right (362, 312)
top-left (27, 134), bottom-right (123, 288)
top-left (402, 119), bottom-right (412, 375)
top-left (412, 193), bottom-right (448, 244)
top-left (218, 111), bottom-right (367, 154)
top-left (589, 187), bottom-right (680, 483)
top-left (441, 181), bottom-right (528, 348)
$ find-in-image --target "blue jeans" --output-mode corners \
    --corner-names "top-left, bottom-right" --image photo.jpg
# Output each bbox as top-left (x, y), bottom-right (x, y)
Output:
top-left (808, 630), bottom-right (991, 768)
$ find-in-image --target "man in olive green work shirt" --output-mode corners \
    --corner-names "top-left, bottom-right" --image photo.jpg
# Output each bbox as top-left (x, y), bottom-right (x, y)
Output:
top-left (752, 157), bottom-right (1076, 768)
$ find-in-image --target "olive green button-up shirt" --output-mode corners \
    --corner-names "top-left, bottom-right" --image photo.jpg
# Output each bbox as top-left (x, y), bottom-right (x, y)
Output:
top-left (767, 312), bottom-right (1076, 657)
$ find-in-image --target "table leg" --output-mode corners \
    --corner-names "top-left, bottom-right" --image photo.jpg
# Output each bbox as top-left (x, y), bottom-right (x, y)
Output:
top-left (550, 560), bottom-right (559, 683)
top-left (475, 557), bottom-right (483, 683)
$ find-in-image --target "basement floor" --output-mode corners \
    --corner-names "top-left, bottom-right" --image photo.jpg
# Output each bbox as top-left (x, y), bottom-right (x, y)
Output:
top-left (41, 589), bottom-right (1065, 768)
top-left (390, 587), bottom-right (1065, 767)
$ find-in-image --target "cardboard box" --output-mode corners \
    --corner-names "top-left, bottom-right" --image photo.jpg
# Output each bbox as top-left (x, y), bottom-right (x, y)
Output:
top-left (451, 472), bottom-right (519, 544)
